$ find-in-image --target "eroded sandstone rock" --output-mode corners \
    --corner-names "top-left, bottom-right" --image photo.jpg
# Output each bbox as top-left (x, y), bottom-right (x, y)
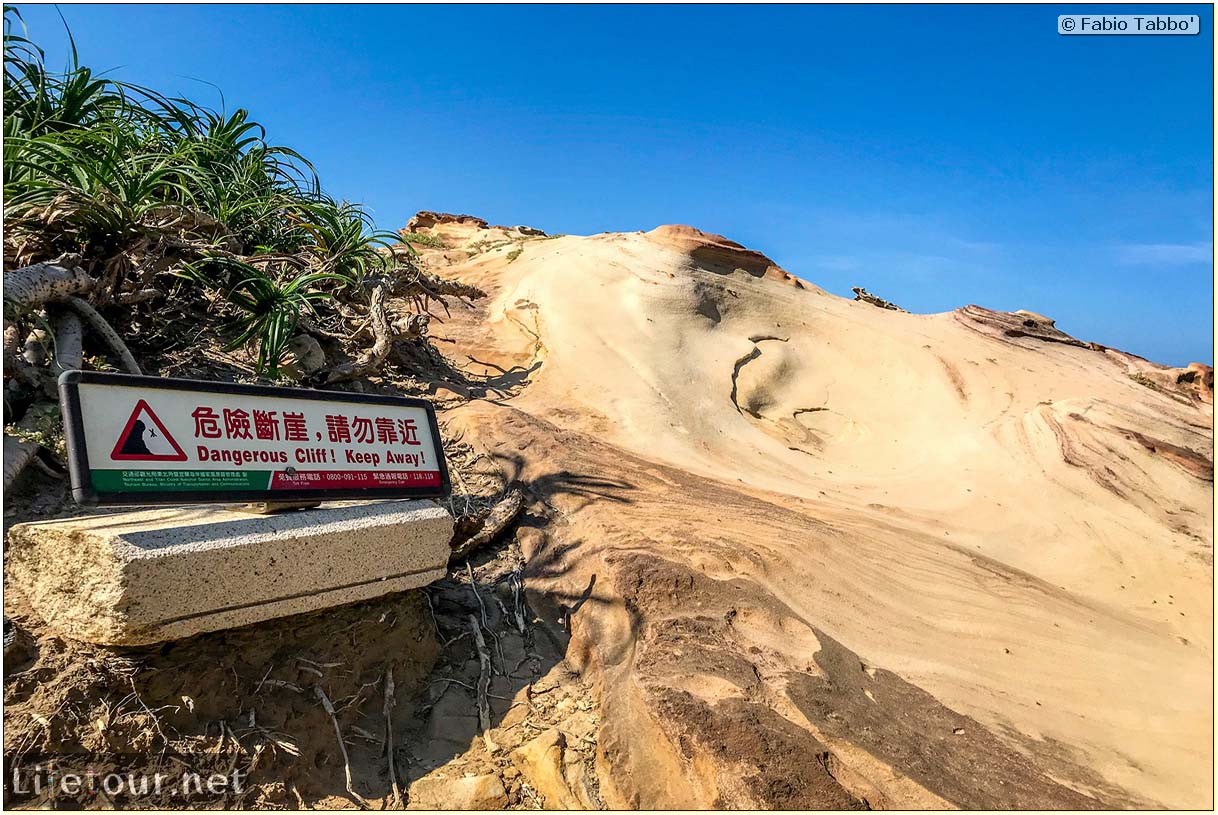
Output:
top-left (511, 728), bottom-right (582, 809)
top-left (407, 773), bottom-right (508, 810)
top-left (404, 211), bottom-right (490, 232)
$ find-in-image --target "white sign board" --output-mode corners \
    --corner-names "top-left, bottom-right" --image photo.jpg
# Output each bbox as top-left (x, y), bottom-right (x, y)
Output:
top-left (60, 372), bottom-right (449, 505)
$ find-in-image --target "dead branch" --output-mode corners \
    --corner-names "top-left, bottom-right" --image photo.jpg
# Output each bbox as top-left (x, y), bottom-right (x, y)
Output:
top-left (3, 318), bottom-right (22, 359)
top-left (131, 248), bottom-right (181, 289)
top-left (2, 254), bottom-right (92, 319)
top-left (313, 684), bottom-right (370, 809)
top-left (449, 485), bottom-right (525, 562)
top-left (160, 235), bottom-right (247, 263)
top-left (403, 269), bottom-right (486, 303)
top-left (4, 319), bottom-right (41, 389)
top-left (96, 252), bottom-right (133, 305)
top-left (29, 453), bottom-right (64, 479)
top-left (468, 614), bottom-right (497, 754)
top-left (466, 561), bottom-right (504, 671)
top-left (383, 669), bottom-right (403, 809)
top-left (49, 308), bottom-right (83, 375)
top-left (511, 570), bottom-right (528, 636)
top-left (4, 417), bottom-right (42, 491)
top-left (313, 282), bottom-right (431, 385)
top-left (392, 312), bottom-right (430, 341)
top-left (115, 288), bottom-right (162, 305)
top-left (312, 282), bottom-right (393, 384)
top-left (22, 325), bottom-right (48, 366)
top-left (296, 314), bottom-right (347, 344)
top-left (61, 296), bottom-right (142, 374)
top-left (141, 204), bottom-right (237, 248)
top-left (127, 677), bottom-right (167, 745)
top-left (466, 561), bottom-right (492, 634)
top-left (3, 400), bottom-right (60, 489)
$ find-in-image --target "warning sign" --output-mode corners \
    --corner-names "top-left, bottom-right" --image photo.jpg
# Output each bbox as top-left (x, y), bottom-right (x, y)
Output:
top-left (59, 371), bottom-right (450, 506)
top-left (109, 399), bottom-right (188, 461)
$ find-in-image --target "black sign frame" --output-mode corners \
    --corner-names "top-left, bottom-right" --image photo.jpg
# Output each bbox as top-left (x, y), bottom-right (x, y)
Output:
top-left (59, 371), bottom-right (452, 506)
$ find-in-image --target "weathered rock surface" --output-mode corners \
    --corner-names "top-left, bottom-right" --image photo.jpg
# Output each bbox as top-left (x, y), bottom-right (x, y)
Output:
top-left (417, 218), bottom-right (1212, 809)
top-left (1132, 360), bottom-right (1216, 405)
top-left (510, 728), bottom-right (583, 810)
top-left (404, 211), bottom-right (490, 232)
top-left (852, 285), bottom-right (906, 311)
top-left (646, 224), bottom-right (805, 288)
top-left (407, 773), bottom-right (508, 809)
top-left (956, 303), bottom-right (1090, 347)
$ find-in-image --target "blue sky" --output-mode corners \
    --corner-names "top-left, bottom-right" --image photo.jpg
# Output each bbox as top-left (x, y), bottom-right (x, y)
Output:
top-left (16, 4), bottom-right (1214, 365)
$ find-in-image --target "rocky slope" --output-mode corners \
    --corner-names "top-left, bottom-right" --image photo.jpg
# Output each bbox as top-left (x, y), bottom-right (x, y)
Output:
top-left (403, 216), bottom-right (1213, 808)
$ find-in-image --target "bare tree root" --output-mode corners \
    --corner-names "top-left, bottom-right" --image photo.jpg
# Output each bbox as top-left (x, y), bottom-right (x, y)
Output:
top-left (4, 318), bottom-right (22, 359)
top-left (449, 485), bottom-right (525, 563)
top-left (393, 313), bottom-right (430, 341)
top-left (61, 296), bottom-right (142, 375)
top-left (29, 453), bottom-right (65, 480)
top-left (49, 308), bottom-right (83, 376)
top-left (115, 288), bottom-right (161, 305)
top-left (3, 407), bottom-right (49, 490)
top-left (22, 326), bottom-right (48, 367)
top-left (313, 283), bottom-right (430, 386)
top-left (4, 318), bottom-right (42, 389)
top-left (407, 270), bottom-right (485, 303)
top-left (382, 669), bottom-right (404, 808)
top-left (3, 433), bottom-right (40, 491)
top-left (2, 254), bottom-right (92, 319)
top-left (312, 282), bottom-right (393, 385)
top-left (160, 235), bottom-right (249, 264)
top-left (141, 204), bottom-right (237, 249)
top-left (314, 684), bottom-right (371, 808)
top-left (469, 613), bottom-right (497, 754)
top-left (95, 253), bottom-right (134, 306)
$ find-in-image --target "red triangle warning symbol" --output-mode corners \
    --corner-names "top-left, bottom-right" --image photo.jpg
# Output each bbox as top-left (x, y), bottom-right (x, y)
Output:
top-left (110, 399), bottom-right (188, 461)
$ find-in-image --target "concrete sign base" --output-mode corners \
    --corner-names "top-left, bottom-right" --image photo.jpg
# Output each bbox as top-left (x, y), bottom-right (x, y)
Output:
top-left (7, 500), bottom-right (453, 645)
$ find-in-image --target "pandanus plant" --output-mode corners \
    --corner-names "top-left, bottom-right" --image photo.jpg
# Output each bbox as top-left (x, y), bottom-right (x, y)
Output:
top-left (1, 5), bottom-right (485, 489)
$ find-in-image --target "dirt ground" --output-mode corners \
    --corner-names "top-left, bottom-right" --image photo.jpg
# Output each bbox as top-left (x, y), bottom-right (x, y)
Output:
top-left (4, 489), bottom-right (607, 810)
top-left (3, 352), bottom-right (606, 811)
